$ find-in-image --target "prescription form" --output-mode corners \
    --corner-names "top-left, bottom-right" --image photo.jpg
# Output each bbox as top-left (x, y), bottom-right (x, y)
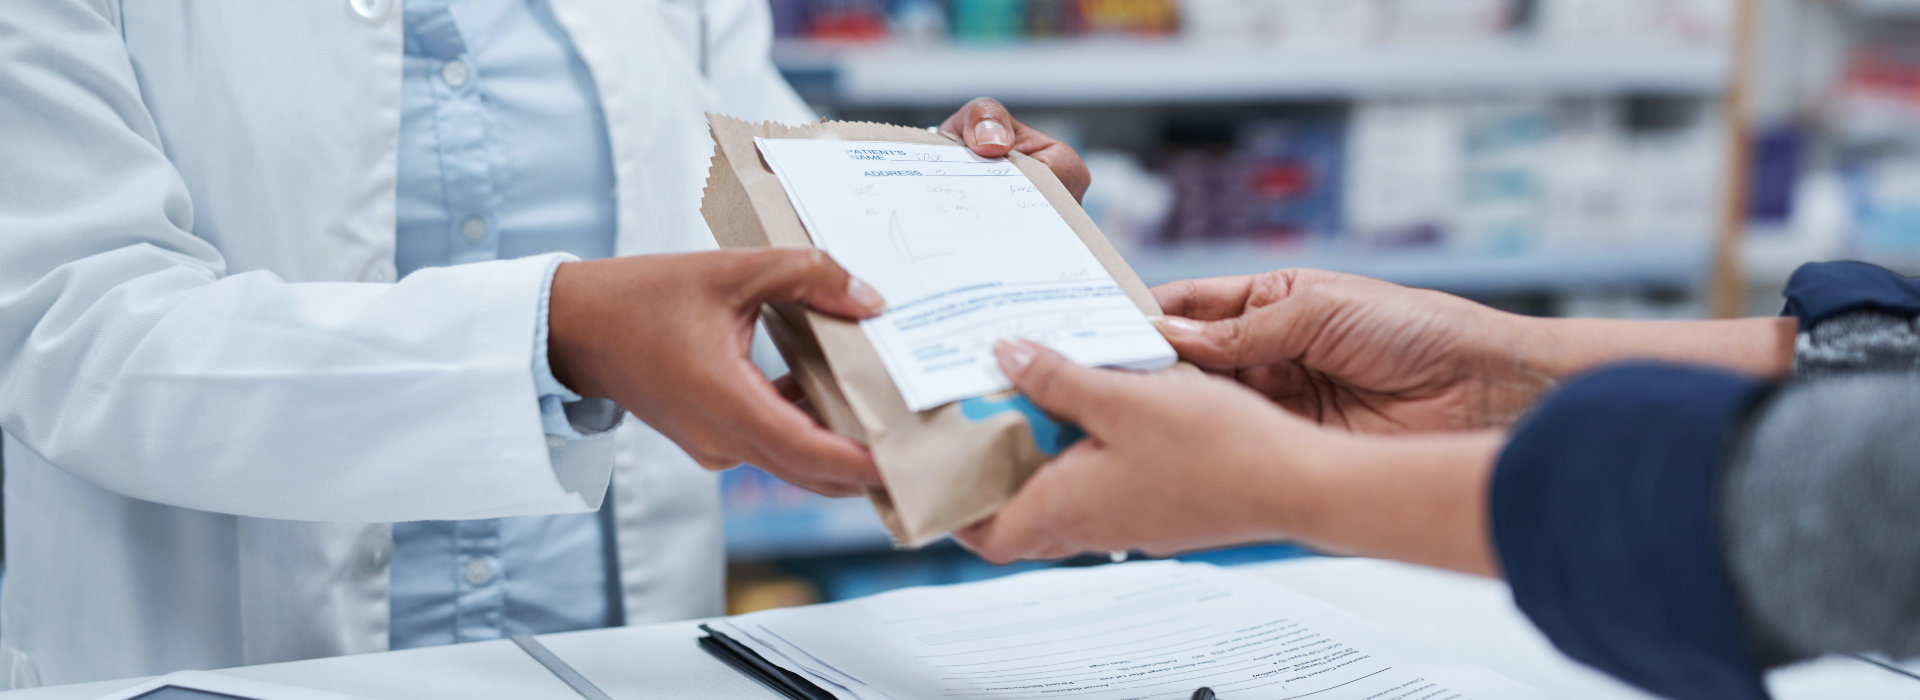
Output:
top-left (754, 139), bottom-right (1177, 412)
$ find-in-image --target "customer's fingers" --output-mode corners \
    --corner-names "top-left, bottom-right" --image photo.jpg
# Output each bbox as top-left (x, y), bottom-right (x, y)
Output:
top-left (942, 97), bottom-right (1016, 159)
top-left (955, 448), bottom-right (1104, 563)
top-left (992, 339), bottom-right (1132, 434)
top-left (736, 249), bottom-right (886, 319)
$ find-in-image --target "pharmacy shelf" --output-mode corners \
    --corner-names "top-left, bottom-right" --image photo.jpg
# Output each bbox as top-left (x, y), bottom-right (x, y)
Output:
top-left (775, 40), bottom-right (1731, 107)
top-left (1123, 245), bottom-right (1712, 294)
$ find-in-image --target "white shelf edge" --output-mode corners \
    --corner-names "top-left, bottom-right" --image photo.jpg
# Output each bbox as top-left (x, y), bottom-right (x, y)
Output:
top-left (776, 40), bottom-right (1731, 106)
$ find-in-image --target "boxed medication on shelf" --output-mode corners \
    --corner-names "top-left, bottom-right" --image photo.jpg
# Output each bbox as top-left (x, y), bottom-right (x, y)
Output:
top-left (1345, 96), bottom-right (1720, 255)
top-left (1159, 114), bottom-right (1347, 246)
top-left (1345, 100), bottom-right (1462, 248)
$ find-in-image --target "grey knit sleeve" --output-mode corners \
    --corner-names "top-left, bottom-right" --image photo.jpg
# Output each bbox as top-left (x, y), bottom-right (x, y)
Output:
top-left (1720, 310), bottom-right (1920, 665)
top-left (1720, 375), bottom-right (1920, 664)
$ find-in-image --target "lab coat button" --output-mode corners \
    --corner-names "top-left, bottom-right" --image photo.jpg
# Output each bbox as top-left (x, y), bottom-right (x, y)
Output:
top-left (461, 217), bottom-right (488, 242)
top-left (441, 61), bottom-right (470, 88)
top-left (464, 559), bottom-right (493, 586)
top-left (347, 0), bottom-right (394, 23)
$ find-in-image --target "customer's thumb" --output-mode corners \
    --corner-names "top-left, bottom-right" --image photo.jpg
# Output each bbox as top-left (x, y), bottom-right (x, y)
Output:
top-left (1155, 315), bottom-right (1259, 369)
top-left (992, 339), bottom-right (1120, 432)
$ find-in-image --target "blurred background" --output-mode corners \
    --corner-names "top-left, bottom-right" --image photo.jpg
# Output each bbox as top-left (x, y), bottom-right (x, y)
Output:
top-left (723, 0), bottom-right (1920, 613)
top-left (0, 0), bottom-right (1912, 618)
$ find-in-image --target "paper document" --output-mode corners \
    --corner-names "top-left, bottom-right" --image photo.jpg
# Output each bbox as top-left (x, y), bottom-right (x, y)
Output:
top-left (711, 561), bottom-right (1545, 700)
top-left (755, 138), bottom-right (1177, 411)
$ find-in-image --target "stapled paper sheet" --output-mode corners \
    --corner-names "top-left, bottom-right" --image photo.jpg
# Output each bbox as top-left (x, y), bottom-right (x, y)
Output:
top-left (712, 562), bottom-right (1547, 700)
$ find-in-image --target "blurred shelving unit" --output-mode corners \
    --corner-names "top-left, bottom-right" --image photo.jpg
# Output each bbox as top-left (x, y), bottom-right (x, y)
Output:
top-left (777, 34), bottom-right (1739, 302)
top-left (1722, 0), bottom-right (1920, 312)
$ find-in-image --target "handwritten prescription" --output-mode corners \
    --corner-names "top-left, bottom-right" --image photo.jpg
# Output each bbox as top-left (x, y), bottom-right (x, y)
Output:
top-left (755, 138), bottom-right (1176, 411)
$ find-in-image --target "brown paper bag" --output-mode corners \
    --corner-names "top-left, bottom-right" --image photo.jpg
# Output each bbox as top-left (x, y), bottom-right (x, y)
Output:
top-left (702, 114), bottom-right (1183, 546)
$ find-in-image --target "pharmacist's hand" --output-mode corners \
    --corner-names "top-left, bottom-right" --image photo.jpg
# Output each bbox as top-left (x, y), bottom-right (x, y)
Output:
top-left (547, 250), bottom-right (886, 497)
top-left (940, 97), bottom-right (1090, 202)
top-left (955, 339), bottom-right (1327, 562)
top-left (1152, 269), bottom-right (1554, 433)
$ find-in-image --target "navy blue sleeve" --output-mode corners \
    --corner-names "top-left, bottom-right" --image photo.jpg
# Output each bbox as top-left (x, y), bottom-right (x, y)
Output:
top-left (1782, 261), bottom-right (1920, 331)
top-left (1492, 363), bottom-right (1775, 700)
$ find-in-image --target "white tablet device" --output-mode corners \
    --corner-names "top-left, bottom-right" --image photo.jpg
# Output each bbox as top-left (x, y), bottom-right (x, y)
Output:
top-left (96, 671), bottom-right (374, 700)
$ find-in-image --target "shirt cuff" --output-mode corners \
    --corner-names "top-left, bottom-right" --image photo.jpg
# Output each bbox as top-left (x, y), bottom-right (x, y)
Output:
top-left (1491, 362), bottom-right (1774, 700)
top-left (534, 256), bottom-right (625, 439)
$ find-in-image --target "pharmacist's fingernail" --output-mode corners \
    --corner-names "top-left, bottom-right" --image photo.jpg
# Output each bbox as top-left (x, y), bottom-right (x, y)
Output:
top-left (974, 120), bottom-right (1011, 148)
top-left (1156, 316), bottom-right (1203, 334)
top-left (995, 339), bottom-right (1038, 376)
top-left (848, 277), bottom-right (887, 314)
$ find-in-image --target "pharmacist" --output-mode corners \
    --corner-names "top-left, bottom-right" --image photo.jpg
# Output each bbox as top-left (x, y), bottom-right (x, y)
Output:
top-left (0, 0), bottom-right (1086, 688)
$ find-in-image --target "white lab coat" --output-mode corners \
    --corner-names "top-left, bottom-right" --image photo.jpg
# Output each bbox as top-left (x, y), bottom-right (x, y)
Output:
top-left (0, 0), bottom-right (812, 687)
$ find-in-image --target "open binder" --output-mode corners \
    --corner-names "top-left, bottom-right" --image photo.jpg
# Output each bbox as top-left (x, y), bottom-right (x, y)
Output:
top-left (692, 562), bottom-right (1544, 700)
top-left (697, 624), bottom-right (835, 700)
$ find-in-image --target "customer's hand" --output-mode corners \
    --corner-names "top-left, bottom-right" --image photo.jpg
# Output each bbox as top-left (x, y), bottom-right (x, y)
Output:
top-left (1152, 270), bottom-right (1553, 433)
top-left (955, 338), bottom-right (1503, 576)
top-left (940, 98), bottom-right (1090, 202)
top-left (546, 250), bottom-right (885, 497)
top-left (954, 339), bottom-right (1326, 561)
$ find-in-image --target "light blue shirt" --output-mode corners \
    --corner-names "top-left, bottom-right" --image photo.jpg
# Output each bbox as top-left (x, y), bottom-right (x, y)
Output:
top-left (389, 0), bottom-right (622, 650)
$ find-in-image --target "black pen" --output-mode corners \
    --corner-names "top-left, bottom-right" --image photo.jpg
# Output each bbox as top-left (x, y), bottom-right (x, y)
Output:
top-left (1191, 688), bottom-right (1215, 700)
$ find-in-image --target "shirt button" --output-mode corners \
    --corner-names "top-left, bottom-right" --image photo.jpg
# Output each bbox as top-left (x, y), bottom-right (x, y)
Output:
top-left (461, 216), bottom-right (488, 242)
top-left (347, 0), bottom-right (394, 23)
top-left (441, 60), bottom-right (470, 88)
top-left (546, 435), bottom-right (566, 449)
top-left (353, 528), bottom-right (394, 578)
top-left (364, 267), bottom-right (392, 283)
top-left (464, 558), bottom-right (493, 587)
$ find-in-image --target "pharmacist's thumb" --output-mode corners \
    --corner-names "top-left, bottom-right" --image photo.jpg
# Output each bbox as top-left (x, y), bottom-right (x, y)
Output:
top-left (742, 248), bottom-right (887, 319)
top-left (993, 339), bottom-right (1118, 432)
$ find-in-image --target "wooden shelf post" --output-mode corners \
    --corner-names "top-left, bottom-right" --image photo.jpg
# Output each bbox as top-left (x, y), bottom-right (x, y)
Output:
top-left (1710, 0), bottom-right (1766, 318)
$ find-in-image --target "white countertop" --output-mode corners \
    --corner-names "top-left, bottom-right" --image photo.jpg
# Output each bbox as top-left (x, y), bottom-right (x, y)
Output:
top-left (9, 558), bottom-right (1917, 700)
